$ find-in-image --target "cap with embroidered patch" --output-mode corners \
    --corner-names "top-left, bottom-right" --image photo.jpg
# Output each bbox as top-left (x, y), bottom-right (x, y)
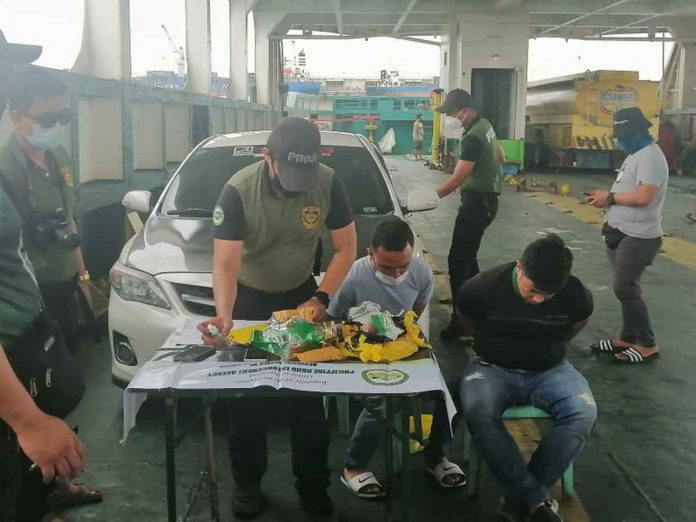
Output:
top-left (267, 117), bottom-right (321, 192)
top-left (613, 107), bottom-right (652, 138)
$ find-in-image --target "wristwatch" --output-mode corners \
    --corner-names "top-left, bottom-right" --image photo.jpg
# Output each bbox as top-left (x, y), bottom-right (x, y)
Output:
top-left (78, 271), bottom-right (90, 282)
top-left (313, 291), bottom-right (330, 308)
top-left (607, 192), bottom-right (616, 206)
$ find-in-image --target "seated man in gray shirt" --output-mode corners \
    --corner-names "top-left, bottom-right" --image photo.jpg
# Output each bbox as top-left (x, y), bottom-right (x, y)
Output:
top-left (328, 218), bottom-right (466, 499)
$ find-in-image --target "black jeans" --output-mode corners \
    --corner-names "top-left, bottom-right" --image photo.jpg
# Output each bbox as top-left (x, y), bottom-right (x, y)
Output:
top-left (448, 192), bottom-right (499, 312)
top-left (39, 277), bottom-right (79, 353)
top-left (227, 277), bottom-right (331, 497)
top-left (607, 236), bottom-right (662, 347)
top-left (0, 427), bottom-right (21, 522)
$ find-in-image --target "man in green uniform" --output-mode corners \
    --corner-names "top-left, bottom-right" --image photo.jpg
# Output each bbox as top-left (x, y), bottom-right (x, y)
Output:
top-left (0, 66), bottom-right (90, 352)
top-left (198, 117), bottom-right (357, 519)
top-left (0, 30), bottom-right (86, 522)
top-left (435, 89), bottom-right (502, 339)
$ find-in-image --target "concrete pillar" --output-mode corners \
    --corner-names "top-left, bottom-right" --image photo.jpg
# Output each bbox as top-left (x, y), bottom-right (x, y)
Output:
top-left (72, 0), bottom-right (131, 79)
top-left (668, 18), bottom-right (696, 111)
top-left (185, 0), bottom-right (212, 95)
top-left (439, 21), bottom-right (460, 91)
top-left (453, 13), bottom-right (530, 139)
top-left (253, 10), bottom-right (284, 106)
top-left (230, 0), bottom-right (250, 100)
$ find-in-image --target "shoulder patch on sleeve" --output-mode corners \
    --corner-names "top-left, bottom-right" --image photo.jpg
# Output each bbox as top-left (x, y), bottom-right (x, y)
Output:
top-left (213, 205), bottom-right (225, 226)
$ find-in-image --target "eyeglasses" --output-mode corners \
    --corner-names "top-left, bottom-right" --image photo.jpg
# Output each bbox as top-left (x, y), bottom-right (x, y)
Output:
top-left (24, 108), bottom-right (72, 129)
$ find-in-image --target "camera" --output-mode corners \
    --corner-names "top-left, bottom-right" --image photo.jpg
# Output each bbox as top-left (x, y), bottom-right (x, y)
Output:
top-left (34, 207), bottom-right (81, 250)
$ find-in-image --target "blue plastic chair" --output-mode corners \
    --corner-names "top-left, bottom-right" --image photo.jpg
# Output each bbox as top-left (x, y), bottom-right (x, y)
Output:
top-left (462, 405), bottom-right (575, 500)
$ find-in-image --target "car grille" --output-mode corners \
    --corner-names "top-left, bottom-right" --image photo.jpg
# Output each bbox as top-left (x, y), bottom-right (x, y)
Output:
top-left (172, 283), bottom-right (216, 316)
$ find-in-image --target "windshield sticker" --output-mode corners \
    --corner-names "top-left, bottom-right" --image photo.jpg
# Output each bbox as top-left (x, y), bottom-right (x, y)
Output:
top-left (362, 207), bottom-right (378, 214)
top-left (233, 146), bottom-right (256, 157)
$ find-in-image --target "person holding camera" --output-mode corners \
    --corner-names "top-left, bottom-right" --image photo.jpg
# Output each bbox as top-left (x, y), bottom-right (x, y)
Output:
top-left (1, 31), bottom-right (91, 522)
top-left (0, 66), bottom-right (90, 353)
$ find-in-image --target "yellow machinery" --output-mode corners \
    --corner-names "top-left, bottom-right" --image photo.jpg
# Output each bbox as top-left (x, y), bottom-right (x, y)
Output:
top-left (430, 88), bottom-right (444, 168)
top-left (364, 121), bottom-right (378, 142)
top-left (526, 70), bottom-right (659, 169)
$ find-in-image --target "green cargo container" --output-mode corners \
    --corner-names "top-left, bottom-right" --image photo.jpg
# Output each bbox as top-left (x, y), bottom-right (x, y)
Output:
top-left (331, 96), bottom-right (433, 155)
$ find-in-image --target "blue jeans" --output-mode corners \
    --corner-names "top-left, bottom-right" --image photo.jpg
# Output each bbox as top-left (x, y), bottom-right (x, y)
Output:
top-left (344, 396), bottom-right (385, 470)
top-left (461, 359), bottom-right (597, 513)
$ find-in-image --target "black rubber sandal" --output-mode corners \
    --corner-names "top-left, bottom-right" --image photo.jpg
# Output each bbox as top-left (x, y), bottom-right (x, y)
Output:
top-left (613, 348), bottom-right (660, 364)
top-left (590, 339), bottom-right (622, 354)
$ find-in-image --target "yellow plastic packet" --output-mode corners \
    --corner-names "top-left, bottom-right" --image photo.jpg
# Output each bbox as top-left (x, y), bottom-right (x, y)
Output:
top-left (358, 338), bottom-right (419, 363)
top-left (226, 323), bottom-right (269, 345)
top-left (403, 311), bottom-right (431, 348)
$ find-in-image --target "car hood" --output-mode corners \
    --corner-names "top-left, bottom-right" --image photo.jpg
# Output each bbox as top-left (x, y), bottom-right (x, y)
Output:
top-left (123, 214), bottom-right (400, 276)
top-left (125, 216), bottom-right (214, 275)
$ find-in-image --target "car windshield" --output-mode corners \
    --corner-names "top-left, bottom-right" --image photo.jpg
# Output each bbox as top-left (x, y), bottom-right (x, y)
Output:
top-left (160, 143), bottom-right (394, 216)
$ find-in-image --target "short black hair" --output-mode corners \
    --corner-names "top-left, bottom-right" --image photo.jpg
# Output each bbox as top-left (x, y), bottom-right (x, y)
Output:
top-left (8, 66), bottom-right (65, 114)
top-left (371, 219), bottom-right (415, 252)
top-left (416, 114), bottom-right (422, 119)
top-left (520, 234), bottom-right (573, 293)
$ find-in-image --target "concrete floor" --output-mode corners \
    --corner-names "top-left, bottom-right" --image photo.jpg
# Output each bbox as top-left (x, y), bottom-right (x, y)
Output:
top-left (61, 158), bottom-right (696, 521)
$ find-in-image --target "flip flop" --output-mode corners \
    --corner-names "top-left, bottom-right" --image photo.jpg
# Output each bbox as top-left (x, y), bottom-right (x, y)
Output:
top-left (426, 458), bottom-right (467, 488)
top-left (47, 482), bottom-right (102, 507)
top-left (590, 339), bottom-right (622, 354)
top-left (340, 471), bottom-right (386, 499)
top-left (614, 347), bottom-right (660, 364)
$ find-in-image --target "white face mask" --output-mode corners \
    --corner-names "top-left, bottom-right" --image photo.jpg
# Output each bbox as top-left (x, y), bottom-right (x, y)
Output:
top-left (375, 269), bottom-right (409, 286)
top-left (444, 115), bottom-right (463, 131)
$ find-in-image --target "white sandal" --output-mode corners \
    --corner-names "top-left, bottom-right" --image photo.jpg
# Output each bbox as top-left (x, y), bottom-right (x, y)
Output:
top-left (340, 471), bottom-right (386, 499)
top-left (427, 458), bottom-right (467, 488)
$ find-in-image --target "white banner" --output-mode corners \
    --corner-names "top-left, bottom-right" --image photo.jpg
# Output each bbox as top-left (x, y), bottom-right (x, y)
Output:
top-left (123, 352), bottom-right (457, 441)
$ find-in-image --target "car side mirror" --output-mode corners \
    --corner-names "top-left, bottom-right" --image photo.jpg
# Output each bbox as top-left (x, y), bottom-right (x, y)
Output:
top-left (122, 191), bottom-right (151, 214)
top-left (406, 189), bottom-right (439, 213)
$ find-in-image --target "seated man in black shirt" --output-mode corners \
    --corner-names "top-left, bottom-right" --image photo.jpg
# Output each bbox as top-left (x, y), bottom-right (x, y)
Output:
top-left (426, 234), bottom-right (596, 522)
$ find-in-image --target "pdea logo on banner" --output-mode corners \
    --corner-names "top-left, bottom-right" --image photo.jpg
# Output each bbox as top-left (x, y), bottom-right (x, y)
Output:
top-left (362, 369), bottom-right (409, 386)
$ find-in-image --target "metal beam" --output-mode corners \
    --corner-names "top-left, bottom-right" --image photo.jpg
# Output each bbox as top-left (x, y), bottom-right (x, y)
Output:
top-left (535, 0), bottom-right (635, 37)
top-left (594, 13), bottom-right (665, 36)
top-left (393, 0), bottom-right (420, 36)
top-left (332, 0), bottom-right (344, 35)
top-left (546, 35), bottom-right (678, 42)
top-left (394, 35), bottom-right (441, 46)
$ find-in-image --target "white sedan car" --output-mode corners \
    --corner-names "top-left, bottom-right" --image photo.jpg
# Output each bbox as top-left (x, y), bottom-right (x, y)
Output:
top-left (109, 131), bottom-right (438, 385)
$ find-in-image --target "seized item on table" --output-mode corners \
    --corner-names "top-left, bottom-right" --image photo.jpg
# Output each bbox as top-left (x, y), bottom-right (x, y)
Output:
top-left (226, 323), bottom-right (269, 345)
top-left (288, 319), bottom-right (327, 351)
top-left (249, 319), bottom-right (335, 360)
top-left (346, 301), bottom-right (403, 340)
top-left (358, 338), bottom-right (419, 363)
top-left (402, 311), bottom-right (431, 348)
top-left (250, 322), bottom-right (291, 359)
top-left (291, 346), bottom-right (346, 362)
top-left (272, 308), bottom-right (314, 323)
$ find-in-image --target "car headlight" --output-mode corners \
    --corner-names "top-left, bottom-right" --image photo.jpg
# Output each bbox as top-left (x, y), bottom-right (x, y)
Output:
top-left (109, 264), bottom-right (171, 309)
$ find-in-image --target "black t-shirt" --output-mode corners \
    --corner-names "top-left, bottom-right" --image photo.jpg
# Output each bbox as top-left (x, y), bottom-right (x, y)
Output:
top-left (214, 169), bottom-right (354, 241)
top-left (456, 262), bottom-right (593, 372)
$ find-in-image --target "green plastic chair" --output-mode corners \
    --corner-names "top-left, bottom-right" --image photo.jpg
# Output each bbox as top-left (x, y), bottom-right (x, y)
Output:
top-left (462, 405), bottom-right (575, 500)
